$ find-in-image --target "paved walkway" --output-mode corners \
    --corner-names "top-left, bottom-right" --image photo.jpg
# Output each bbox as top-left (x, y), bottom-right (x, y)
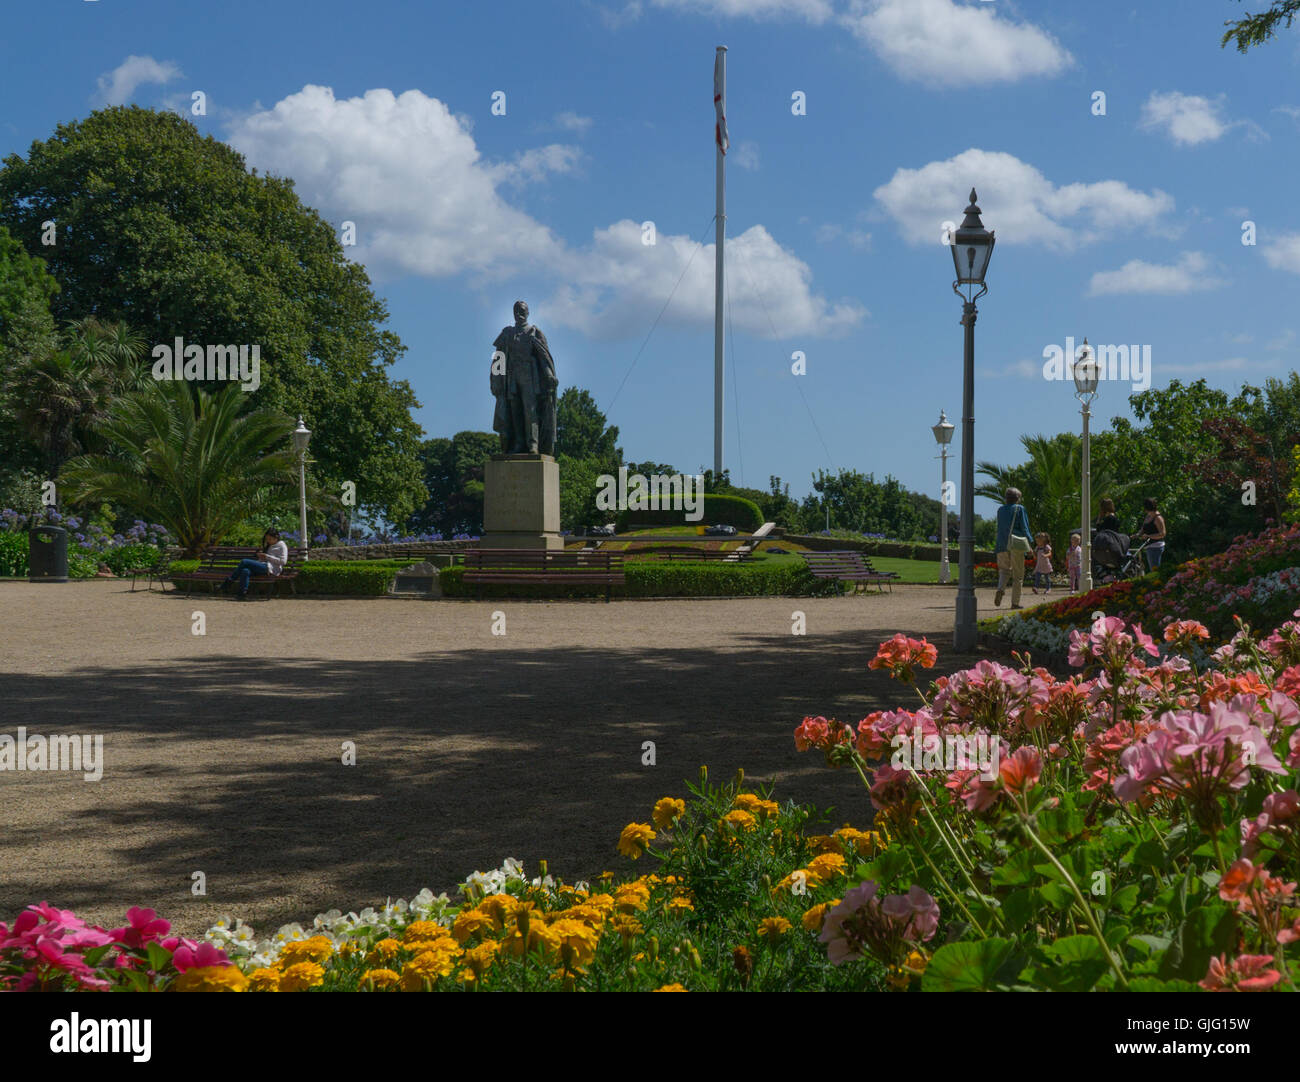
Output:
top-left (0, 580), bottom-right (1047, 934)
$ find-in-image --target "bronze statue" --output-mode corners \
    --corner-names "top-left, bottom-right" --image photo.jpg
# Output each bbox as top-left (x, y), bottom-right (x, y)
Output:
top-left (491, 300), bottom-right (557, 455)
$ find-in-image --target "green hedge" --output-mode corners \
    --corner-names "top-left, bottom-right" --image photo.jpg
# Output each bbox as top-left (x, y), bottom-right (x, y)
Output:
top-left (439, 560), bottom-right (841, 599)
top-left (787, 534), bottom-right (996, 563)
top-left (167, 559), bottom-right (400, 596)
top-left (616, 493), bottom-right (764, 532)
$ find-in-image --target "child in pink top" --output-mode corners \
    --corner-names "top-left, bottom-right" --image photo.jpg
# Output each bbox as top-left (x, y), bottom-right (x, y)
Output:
top-left (1067, 532), bottom-right (1082, 592)
top-left (1032, 533), bottom-right (1053, 594)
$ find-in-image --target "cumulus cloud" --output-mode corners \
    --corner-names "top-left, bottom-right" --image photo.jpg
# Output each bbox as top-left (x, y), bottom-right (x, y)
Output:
top-left (552, 111), bottom-right (593, 133)
top-left (1087, 252), bottom-right (1223, 296)
top-left (732, 141), bottom-right (760, 171)
top-left (1263, 233), bottom-right (1300, 274)
top-left (873, 149), bottom-right (1174, 250)
top-left (842, 0), bottom-right (1072, 87)
top-left (547, 220), bottom-right (866, 338)
top-left (94, 55), bottom-right (183, 106)
top-left (1139, 91), bottom-right (1229, 145)
top-left (226, 85), bottom-right (856, 339)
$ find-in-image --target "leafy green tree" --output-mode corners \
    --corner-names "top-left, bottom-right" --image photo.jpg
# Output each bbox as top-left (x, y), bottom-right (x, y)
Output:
top-left (1222, 0), bottom-right (1300, 50)
top-left (0, 224), bottom-right (59, 344)
top-left (60, 380), bottom-right (298, 555)
top-left (408, 430), bottom-right (499, 536)
top-left (556, 388), bottom-right (622, 464)
top-left (0, 106), bottom-right (426, 524)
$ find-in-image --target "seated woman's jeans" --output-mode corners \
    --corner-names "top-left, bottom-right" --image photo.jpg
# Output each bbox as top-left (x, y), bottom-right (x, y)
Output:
top-left (229, 558), bottom-right (270, 594)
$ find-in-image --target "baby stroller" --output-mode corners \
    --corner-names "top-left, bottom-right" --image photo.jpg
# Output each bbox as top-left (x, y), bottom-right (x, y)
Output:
top-left (1091, 528), bottom-right (1149, 583)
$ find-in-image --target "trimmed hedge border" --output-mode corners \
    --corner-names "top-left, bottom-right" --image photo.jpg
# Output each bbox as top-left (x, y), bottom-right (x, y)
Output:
top-left (439, 560), bottom-right (842, 599)
top-left (786, 534), bottom-right (996, 563)
top-left (167, 559), bottom-right (406, 596)
top-left (616, 493), bottom-right (764, 532)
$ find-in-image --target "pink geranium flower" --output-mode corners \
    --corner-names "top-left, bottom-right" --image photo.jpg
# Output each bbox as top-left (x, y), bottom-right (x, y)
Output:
top-left (1200, 953), bottom-right (1283, 992)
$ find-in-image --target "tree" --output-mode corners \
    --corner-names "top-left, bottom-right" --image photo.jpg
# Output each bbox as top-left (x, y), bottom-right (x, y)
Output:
top-left (60, 380), bottom-right (299, 555)
top-left (555, 388), bottom-right (621, 464)
top-left (1222, 0), bottom-right (1300, 50)
top-left (0, 224), bottom-right (59, 345)
top-left (408, 431), bottom-right (499, 536)
top-left (0, 106), bottom-right (426, 524)
top-left (5, 317), bottom-right (147, 480)
top-left (977, 432), bottom-right (1134, 559)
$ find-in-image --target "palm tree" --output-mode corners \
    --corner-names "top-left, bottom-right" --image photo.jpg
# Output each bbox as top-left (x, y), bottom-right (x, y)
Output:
top-left (977, 432), bottom-right (1135, 557)
top-left (6, 317), bottom-right (148, 478)
top-left (60, 380), bottom-right (299, 555)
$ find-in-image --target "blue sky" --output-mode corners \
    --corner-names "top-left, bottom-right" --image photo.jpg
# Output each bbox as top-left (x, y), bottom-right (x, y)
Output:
top-left (3, 0), bottom-right (1298, 517)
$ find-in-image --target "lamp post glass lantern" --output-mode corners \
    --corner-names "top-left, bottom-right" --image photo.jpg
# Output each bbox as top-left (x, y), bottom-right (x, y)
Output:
top-left (932, 409), bottom-right (954, 584)
top-left (293, 416), bottom-right (311, 559)
top-left (949, 189), bottom-right (994, 651)
top-left (1072, 339), bottom-right (1098, 593)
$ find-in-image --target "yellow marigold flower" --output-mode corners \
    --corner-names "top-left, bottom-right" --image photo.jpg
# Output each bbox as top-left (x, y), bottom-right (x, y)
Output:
top-left (756, 799), bottom-right (779, 819)
top-left (337, 942), bottom-right (360, 959)
top-left (560, 903), bottom-right (606, 928)
top-left (666, 895), bottom-right (694, 913)
top-left (360, 968), bottom-right (401, 990)
top-left (903, 949), bottom-right (927, 976)
top-left (278, 961), bottom-right (326, 992)
top-left (452, 908), bottom-right (498, 943)
top-left (400, 947), bottom-right (458, 990)
top-left (586, 893), bottom-right (616, 917)
top-left (720, 809), bottom-right (758, 833)
top-left (171, 964), bottom-right (248, 992)
top-left (278, 935), bottom-right (334, 966)
top-left (618, 822), bottom-right (657, 859)
top-left (366, 938), bottom-right (403, 965)
top-left (806, 834), bottom-right (844, 855)
top-left (732, 793), bottom-right (762, 812)
top-left (613, 883), bottom-right (650, 913)
top-left (835, 827), bottom-right (886, 856)
top-left (756, 916), bottom-right (792, 942)
top-left (611, 914), bottom-right (643, 939)
top-left (246, 967), bottom-right (282, 992)
top-left (652, 797), bottom-right (686, 828)
top-left (503, 919), bottom-right (560, 959)
top-left (807, 852), bottom-right (847, 881)
top-left (550, 918), bottom-right (600, 970)
top-left (653, 983), bottom-right (689, 991)
top-left (402, 921), bottom-right (447, 944)
top-left (462, 940), bottom-right (500, 981)
top-left (477, 893), bottom-right (519, 929)
top-left (801, 900), bottom-right (840, 933)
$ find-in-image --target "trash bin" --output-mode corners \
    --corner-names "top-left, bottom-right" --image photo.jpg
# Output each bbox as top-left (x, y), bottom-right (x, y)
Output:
top-left (28, 525), bottom-right (69, 582)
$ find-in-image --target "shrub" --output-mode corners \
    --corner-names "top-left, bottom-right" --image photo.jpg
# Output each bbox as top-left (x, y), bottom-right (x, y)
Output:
top-left (165, 560), bottom-right (403, 596)
top-left (439, 560), bottom-right (839, 599)
top-left (0, 531), bottom-right (27, 576)
top-left (99, 543), bottom-right (164, 576)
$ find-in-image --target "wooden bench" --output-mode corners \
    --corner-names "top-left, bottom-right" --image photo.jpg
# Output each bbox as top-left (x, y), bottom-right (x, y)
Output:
top-left (799, 550), bottom-right (897, 593)
top-left (460, 548), bottom-right (624, 602)
top-left (656, 547), bottom-right (750, 561)
top-left (168, 546), bottom-right (307, 599)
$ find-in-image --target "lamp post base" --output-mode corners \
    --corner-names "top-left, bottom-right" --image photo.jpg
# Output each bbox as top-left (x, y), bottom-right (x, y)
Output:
top-left (954, 591), bottom-right (978, 652)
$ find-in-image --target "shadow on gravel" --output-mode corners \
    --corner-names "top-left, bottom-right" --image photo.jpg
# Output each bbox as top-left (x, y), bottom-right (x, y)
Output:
top-left (0, 625), bottom-right (1012, 933)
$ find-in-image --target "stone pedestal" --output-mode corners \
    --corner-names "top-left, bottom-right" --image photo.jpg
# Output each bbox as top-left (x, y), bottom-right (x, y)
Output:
top-left (482, 454), bottom-right (562, 550)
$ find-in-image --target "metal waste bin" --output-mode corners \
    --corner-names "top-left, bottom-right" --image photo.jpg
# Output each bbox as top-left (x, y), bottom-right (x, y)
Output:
top-left (28, 525), bottom-right (69, 582)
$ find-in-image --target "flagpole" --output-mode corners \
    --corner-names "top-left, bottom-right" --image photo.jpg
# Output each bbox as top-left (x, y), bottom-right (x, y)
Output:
top-left (713, 45), bottom-right (726, 479)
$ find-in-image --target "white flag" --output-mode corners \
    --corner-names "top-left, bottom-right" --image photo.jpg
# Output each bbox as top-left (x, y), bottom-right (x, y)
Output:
top-left (714, 52), bottom-right (728, 155)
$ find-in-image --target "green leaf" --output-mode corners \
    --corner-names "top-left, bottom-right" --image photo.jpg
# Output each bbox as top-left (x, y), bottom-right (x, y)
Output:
top-left (999, 888), bottom-right (1038, 932)
top-left (1038, 881), bottom-right (1074, 911)
top-left (921, 938), bottom-right (1015, 992)
top-left (991, 849), bottom-right (1039, 887)
top-left (1128, 976), bottom-right (1201, 993)
top-left (145, 943), bottom-right (173, 973)
top-left (1109, 883), bottom-right (1141, 912)
top-left (1158, 905), bottom-right (1237, 982)
top-left (1044, 935), bottom-right (1106, 964)
top-left (82, 945), bottom-right (113, 967)
top-left (1035, 806), bottom-right (1086, 845)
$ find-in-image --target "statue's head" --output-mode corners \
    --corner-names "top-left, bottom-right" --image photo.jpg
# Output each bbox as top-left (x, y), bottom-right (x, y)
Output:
top-left (513, 300), bottom-right (529, 325)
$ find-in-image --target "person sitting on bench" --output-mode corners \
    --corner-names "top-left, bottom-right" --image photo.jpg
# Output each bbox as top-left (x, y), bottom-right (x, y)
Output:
top-left (220, 529), bottom-right (288, 599)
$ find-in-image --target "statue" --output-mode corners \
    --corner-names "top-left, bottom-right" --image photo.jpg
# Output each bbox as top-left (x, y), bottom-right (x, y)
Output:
top-left (491, 300), bottom-right (557, 455)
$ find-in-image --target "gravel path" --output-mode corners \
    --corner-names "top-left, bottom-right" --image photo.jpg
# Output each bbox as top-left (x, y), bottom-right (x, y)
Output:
top-left (0, 579), bottom-right (1048, 936)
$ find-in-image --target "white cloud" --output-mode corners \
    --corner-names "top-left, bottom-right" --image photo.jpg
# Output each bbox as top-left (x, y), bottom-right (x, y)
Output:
top-left (94, 55), bottom-right (183, 107)
top-left (815, 223), bottom-right (872, 249)
top-left (1087, 252), bottom-right (1223, 297)
top-left (986, 359), bottom-right (1042, 380)
top-left (873, 149), bottom-right (1174, 249)
top-left (1267, 329), bottom-right (1296, 350)
top-left (1263, 233), bottom-right (1300, 274)
top-left (652, 0), bottom-right (833, 21)
top-left (593, 1), bottom-right (644, 30)
top-left (732, 141), bottom-right (760, 171)
top-left (1160, 357), bottom-right (1259, 375)
top-left (226, 85), bottom-right (855, 339)
top-left (226, 86), bottom-right (567, 279)
top-left (842, 0), bottom-right (1072, 87)
top-left (1139, 92), bottom-right (1228, 145)
top-left (547, 221), bottom-right (865, 339)
top-left (552, 111), bottom-right (593, 134)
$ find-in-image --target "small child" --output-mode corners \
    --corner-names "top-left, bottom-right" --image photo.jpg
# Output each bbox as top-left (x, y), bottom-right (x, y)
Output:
top-left (1067, 532), bottom-right (1082, 593)
top-left (1032, 533), bottom-right (1053, 594)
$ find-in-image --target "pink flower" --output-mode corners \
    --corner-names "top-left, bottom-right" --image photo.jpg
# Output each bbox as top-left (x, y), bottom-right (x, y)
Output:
top-left (171, 941), bottom-right (231, 972)
top-left (999, 746), bottom-right (1042, 796)
top-left (109, 906), bottom-right (171, 950)
top-left (1200, 953), bottom-right (1283, 992)
top-left (819, 881), bottom-right (939, 968)
top-left (794, 716), bottom-right (830, 752)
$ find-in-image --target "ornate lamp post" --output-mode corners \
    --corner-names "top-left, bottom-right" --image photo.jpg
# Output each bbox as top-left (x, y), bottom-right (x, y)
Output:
top-left (1073, 339), bottom-right (1099, 592)
top-left (932, 409), bottom-right (955, 584)
top-left (949, 189), bottom-right (995, 652)
top-left (292, 416), bottom-right (311, 560)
